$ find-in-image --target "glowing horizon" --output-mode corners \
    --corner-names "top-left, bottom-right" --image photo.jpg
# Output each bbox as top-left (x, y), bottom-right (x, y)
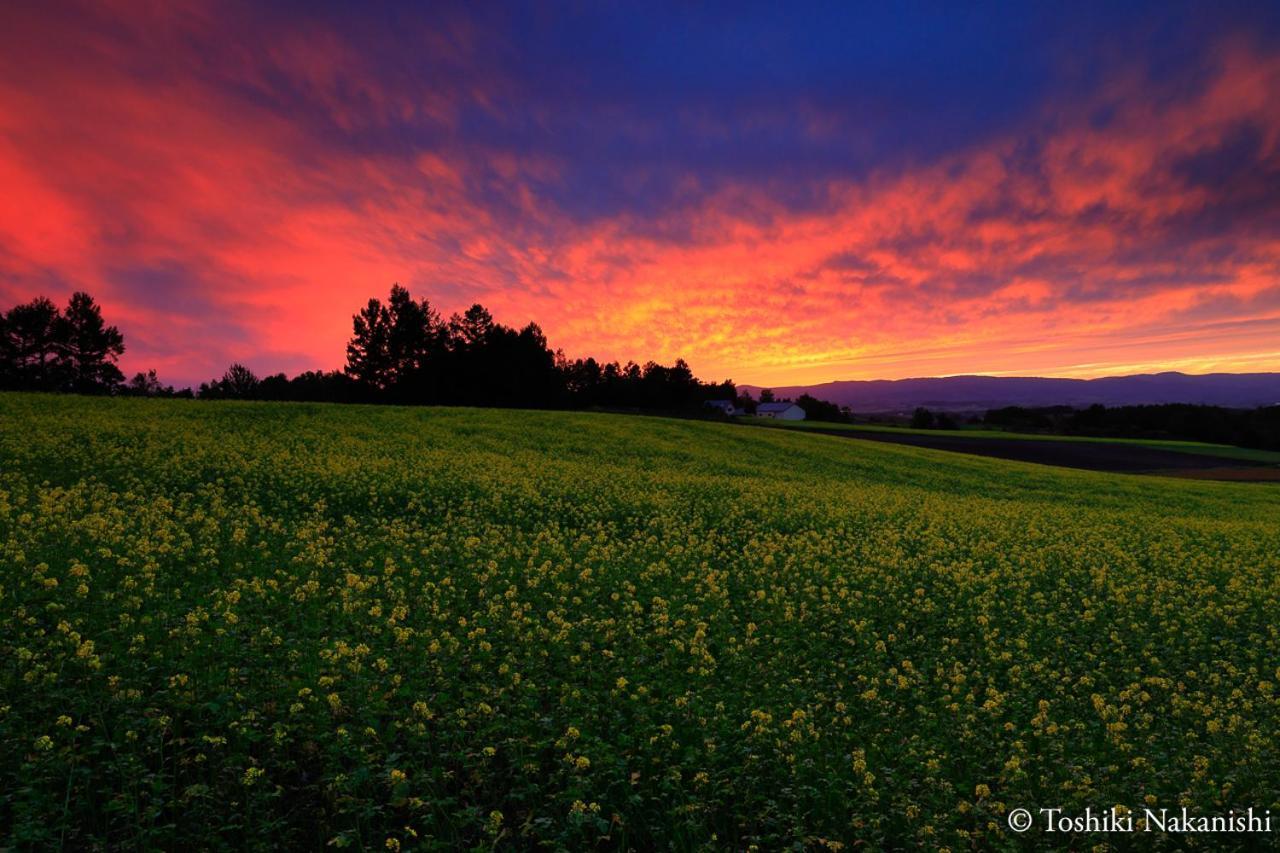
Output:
top-left (2, 2), bottom-right (1279, 389)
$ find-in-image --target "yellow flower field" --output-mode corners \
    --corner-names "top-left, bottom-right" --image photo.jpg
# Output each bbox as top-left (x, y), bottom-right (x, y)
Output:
top-left (2, 394), bottom-right (1278, 849)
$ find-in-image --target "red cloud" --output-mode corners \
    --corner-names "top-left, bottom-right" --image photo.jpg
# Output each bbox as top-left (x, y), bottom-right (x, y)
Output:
top-left (1, 5), bottom-right (1277, 386)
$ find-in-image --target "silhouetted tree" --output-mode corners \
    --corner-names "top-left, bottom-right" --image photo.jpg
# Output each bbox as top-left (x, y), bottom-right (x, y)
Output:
top-left (795, 393), bottom-right (851, 423)
top-left (554, 352), bottom-right (737, 412)
top-left (346, 297), bottom-right (394, 391)
top-left (449, 304), bottom-right (494, 350)
top-left (984, 406), bottom-right (1053, 430)
top-left (200, 363), bottom-right (260, 399)
top-left (286, 370), bottom-right (357, 403)
top-left (1, 292), bottom-right (125, 393)
top-left (1, 296), bottom-right (63, 390)
top-left (560, 355), bottom-right (604, 402)
top-left (387, 286), bottom-right (445, 401)
top-left (126, 369), bottom-right (176, 397)
top-left (257, 373), bottom-right (293, 400)
top-left (910, 407), bottom-right (936, 429)
top-left (344, 285), bottom-right (448, 401)
top-left (59, 292), bottom-right (125, 393)
top-left (502, 322), bottom-right (559, 406)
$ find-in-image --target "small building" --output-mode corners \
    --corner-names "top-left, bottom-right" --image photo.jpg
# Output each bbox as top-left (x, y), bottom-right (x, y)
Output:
top-left (756, 402), bottom-right (806, 420)
top-left (705, 399), bottom-right (745, 416)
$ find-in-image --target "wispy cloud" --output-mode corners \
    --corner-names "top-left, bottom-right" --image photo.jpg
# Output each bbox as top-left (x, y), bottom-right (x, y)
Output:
top-left (1, 2), bottom-right (1278, 385)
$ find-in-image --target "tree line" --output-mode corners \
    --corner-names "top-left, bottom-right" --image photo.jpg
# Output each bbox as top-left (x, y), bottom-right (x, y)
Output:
top-left (983, 403), bottom-right (1280, 451)
top-left (897, 403), bottom-right (1280, 451)
top-left (4, 286), bottom-right (832, 416)
top-left (197, 284), bottom-right (742, 411)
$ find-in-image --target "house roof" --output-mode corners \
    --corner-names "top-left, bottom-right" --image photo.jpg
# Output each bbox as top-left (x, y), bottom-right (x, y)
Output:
top-left (757, 402), bottom-right (801, 413)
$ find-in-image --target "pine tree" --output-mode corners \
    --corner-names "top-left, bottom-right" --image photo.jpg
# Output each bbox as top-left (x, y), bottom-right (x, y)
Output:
top-left (387, 284), bottom-right (442, 379)
top-left (345, 297), bottom-right (393, 390)
top-left (59, 291), bottom-right (125, 393)
top-left (450, 304), bottom-right (494, 350)
top-left (0, 296), bottom-right (64, 390)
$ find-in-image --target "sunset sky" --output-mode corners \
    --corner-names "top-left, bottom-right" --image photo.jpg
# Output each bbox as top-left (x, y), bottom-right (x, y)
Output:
top-left (2, 1), bottom-right (1279, 388)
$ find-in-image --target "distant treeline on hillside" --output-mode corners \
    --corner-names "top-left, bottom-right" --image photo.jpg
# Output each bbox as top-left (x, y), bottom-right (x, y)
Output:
top-left (903, 402), bottom-right (1280, 452)
top-left (0, 286), bottom-right (849, 419)
top-left (982, 404), bottom-right (1280, 452)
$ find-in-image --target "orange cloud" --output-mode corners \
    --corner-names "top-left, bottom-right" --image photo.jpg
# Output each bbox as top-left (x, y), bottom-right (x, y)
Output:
top-left (1, 5), bottom-right (1278, 387)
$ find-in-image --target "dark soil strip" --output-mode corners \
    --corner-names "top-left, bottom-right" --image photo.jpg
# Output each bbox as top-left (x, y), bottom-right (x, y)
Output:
top-left (789, 427), bottom-right (1280, 480)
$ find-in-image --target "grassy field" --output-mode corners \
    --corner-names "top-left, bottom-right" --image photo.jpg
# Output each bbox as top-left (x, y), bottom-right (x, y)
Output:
top-left (742, 417), bottom-right (1280, 464)
top-left (3, 394), bottom-right (1280, 849)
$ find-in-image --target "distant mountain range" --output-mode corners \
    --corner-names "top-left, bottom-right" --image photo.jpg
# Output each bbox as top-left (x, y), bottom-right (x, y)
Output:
top-left (739, 372), bottom-right (1280, 413)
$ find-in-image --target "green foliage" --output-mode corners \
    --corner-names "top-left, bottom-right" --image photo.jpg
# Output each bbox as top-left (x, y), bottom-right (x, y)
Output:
top-left (2, 394), bottom-right (1279, 849)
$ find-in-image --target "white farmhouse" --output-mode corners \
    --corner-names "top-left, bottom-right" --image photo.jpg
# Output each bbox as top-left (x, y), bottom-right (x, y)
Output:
top-left (756, 402), bottom-right (806, 420)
